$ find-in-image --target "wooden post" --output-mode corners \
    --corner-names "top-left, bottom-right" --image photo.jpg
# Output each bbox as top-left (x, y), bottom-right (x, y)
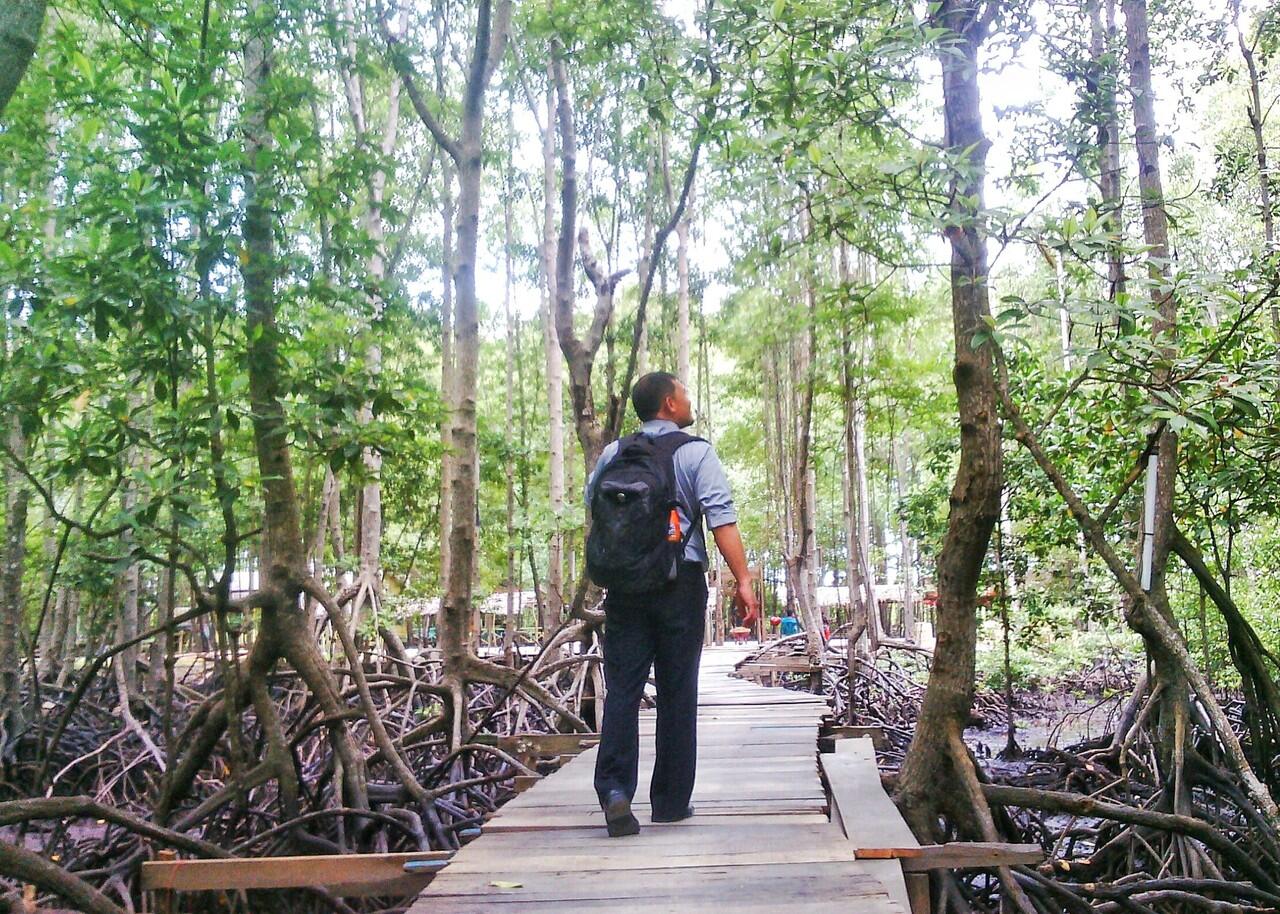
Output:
top-left (152, 849), bottom-right (177, 914)
top-left (21, 884), bottom-right (36, 914)
top-left (747, 563), bottom-right (757, 640)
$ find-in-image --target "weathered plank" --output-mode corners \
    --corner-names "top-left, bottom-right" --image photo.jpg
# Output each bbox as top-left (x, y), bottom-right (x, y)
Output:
top-left (141, 851), bottom-right (452, 896)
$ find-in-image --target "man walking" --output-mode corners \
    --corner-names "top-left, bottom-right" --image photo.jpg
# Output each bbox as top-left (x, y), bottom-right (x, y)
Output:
top-left (586, 371), bottom-right (759, 837)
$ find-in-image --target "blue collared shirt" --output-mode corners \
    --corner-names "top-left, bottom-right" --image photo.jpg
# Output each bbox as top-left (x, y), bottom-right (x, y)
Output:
top-left (586, 419), bottom-right (738, 567)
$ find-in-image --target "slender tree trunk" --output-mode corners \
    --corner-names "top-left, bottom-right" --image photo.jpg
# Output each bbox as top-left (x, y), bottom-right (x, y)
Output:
top-left (836, 245), bottom-right (881, 651)
top-left (893, 432), bottom-right (917, 642)
top-left (1124, 0), bottom-right (1193, 814)
top-left (37, 513), bottom-right (62, 678)
top-left (0, 0), bottom-right (46, 116)
top-left (853, 396), bottom-right (879, 635)
top-left (540, 84), bottom-right (566, 640)
top-left (0, 417), bottom-right (30, 745)
top-left (637, 147), bottom-right (655, 378)
top-left (1089, 0), bottom-right (1127, 310)
top-left (238, 0), bottom-right (370, 810)
top-left (439, 160), bottom-right (456, 594)
top-left (676, 180), bottom-right (694, 385)
top-left (1230, 0), bottom-right (1279, 334)
top-left (503, 98), bottom-right (517, 664)
top-left (116, 478), bottom-right (142, 701)
top-left (345, 1), bottom-right (403, 631)
top-left (54, 481), bottom-right (83, 688)
top-left (402, 0), bottom-right (513, 744)
top-left (896, 0), bottom-right (1009, 848)
top-left (790, 267), bottom-right (823, 666)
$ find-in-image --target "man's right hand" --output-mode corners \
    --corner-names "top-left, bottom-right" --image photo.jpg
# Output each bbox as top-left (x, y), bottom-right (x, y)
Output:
top-left (736, 576), bottom-right (760, 628)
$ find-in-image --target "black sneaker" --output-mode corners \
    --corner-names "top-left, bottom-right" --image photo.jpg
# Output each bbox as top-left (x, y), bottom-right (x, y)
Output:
top-left (651, 804), bottom-right (694, 823)
top-left (603, 790), bottom-right (640, 837)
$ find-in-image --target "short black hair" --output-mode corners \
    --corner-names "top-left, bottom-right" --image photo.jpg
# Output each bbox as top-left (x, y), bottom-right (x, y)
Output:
top-left (631, 371), bottom-right (680, 421)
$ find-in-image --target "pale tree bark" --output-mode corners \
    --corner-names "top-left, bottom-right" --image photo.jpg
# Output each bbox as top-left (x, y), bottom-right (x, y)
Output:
top-left (116, 475), bottom-right (142, 701)
top-left (781, 256), bottom-right (823, 667)
top-left (387, 0), bottom-right (521, 745)
top-left (438, 158), bottom-right (456, 589)
top-left (36, 512), bottom-right (62, 677)
top-left (1123, 0), bottom-right (1195, 814)
top-left (675, 178), bottom-right (694, 386)
top-left (336, 0), bottom-right (404, 632)
top-left (836, 246), bottom-right (880, 653)
top-left (0, 0), bottom-right (46, 117)
top-left (548, 53), bottom-right (621, 473)
top-left (637, 146), bottom-right (655, 378)
top-left (892, 432), bottom-right (917, 642)
top-left (434, 7), bottom-right (457, 594)
top-left (0, 417), bottom-right (30, 748)
top-left (1231, 0), bottom-right (1275, 250)
top-left (53, 481), bottom-right (83, 688)
top-left (1089, 0), bottom-right (1126, 309)
top-left (538, 83), bottom-right (566, 638)
top-left (1229, 0), bottom-right (1279, 335)
top-left (503, 97), bottom-right (517, 664)
top-left (115, 419), bottom-right (147, 702)
top-left (895, 0), bottom-right (1019, 862)
top-left (548, 52), bottom-right (629, 480)
top-left (549, 54), bottom-right (708, 472)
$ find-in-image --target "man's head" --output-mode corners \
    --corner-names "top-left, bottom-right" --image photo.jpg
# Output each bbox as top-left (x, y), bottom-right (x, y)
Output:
top-left (631, 371), bottom-right (694, 428)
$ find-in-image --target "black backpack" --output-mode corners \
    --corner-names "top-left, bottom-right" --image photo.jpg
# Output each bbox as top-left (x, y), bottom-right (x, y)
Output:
top-left (586, 431), bottom-right (703, 594)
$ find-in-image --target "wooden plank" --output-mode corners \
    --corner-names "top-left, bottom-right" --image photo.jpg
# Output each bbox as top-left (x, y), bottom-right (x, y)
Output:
top-left (446, 842), bottom-right (856, 874)
top-left (822, 750), bottom-right (918, 850)
top-left (416, 861), bottom-right (898, 906)
top-left (471, 732), bottom-right (600, 756)
top-left (821, 742), bottom-right (918, 913)
top-left (820, 725), bottom-right (888, 752)
top-left (856, 843), bottom-right (1043, 871)
top-left (482, 812), bottom-right (831, 834)
top-left (141, 851), bottom-right (453, 893)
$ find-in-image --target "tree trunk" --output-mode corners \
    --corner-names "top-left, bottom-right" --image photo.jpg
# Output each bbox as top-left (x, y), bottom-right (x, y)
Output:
top-left (237, 0), bottom-right (371, 810)
top-left (1089, 0), bottom-right (1126, 309)
top-left (836, 264), bottom-right (880, 653)
top-left (0, 417), bottom-right (30, 747)
top-left (115, 445), bottom-right (143, 701)
top-left (676, 179), bottom-right (693, 385)
top-left (895, 0), bottom-right (1008, 848)
top-left (503, 98), bottom-right (517, 664)
top-left (1124, 0), bottom-right (1194, 814)
top-left (438, 158), bottom-right (456, 595)
top-left (397, 0), bottom-right (513, 745)
top-left (37, 513), bottom-right (64, 678)
top-left (789, 266), bottom-right (823, 667)
top-left (0, 0), bottom-right (46, 116)
top-left (340, 0), bottom-right (403, 632)
top-left (893, 432), bottom-right (917, 642)
top-left (1230, 0), bottom-right (1279, 334)
top-left (539, 83), bottom-right (566, 640)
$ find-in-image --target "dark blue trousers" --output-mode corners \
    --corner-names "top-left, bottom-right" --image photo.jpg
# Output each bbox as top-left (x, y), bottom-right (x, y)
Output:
top-left (593, 562), bottom-right (707, 819)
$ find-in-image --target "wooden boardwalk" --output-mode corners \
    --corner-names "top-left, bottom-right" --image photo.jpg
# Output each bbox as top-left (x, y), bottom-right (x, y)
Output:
top-left (408, 646), bottom-right (906, 914)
